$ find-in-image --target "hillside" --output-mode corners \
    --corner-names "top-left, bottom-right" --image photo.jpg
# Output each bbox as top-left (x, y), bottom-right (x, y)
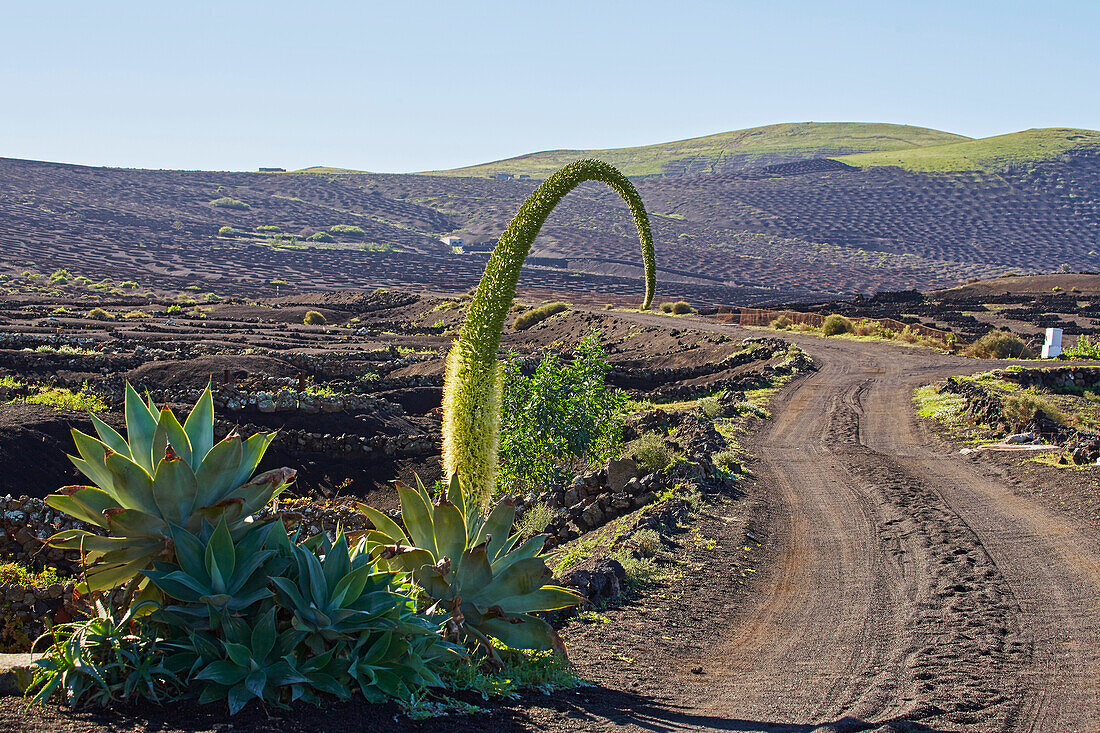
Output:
top-left (837, 128), bottom-right (1100, 172)
top-left (1, 124), bottom-right (1099, 306)
top-left (418, 122), bottom-right (968, 179)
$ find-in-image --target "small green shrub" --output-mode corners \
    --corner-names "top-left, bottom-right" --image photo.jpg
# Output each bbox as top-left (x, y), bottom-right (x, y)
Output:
top-left (118, 281), bottom-right (138, 289)
top-left (697, 396), bottom-right (723, 419)
top-left (1002, 392), bottom-right (1068, 429)
top-left (515, 502), bottom-right (556, 539)
top-left (1062, 335), bottom-right (1100, 360)
top-left (308, 231), bottom-right (336, 243)
top-left (712, 450), bottom-right (740, 473)
top-left (0, 562), bottom-right (63, 588)
top-left (770, 315), bottom-right (793, 330)
top-left (166, 305), bottom-right (182, 314)
top-left (123, 310), bottom-right (150, 319)
top-left (629, 432), bottom-right (675, 474)
top-left (513, 302), bottom-right (568, 331)
top-left (23, 387), bottom-right (108, 413)
top-left (303, 310), bottom-right (327, 325)
top-left (217, 226), bottom-right (238, 237)
top-left (821, 314), bottom-right (853, 336)
top-left (256, 225), bottom-right (282, 233)
top-left (329, 224), bottom-right (367, 238)
top-left (669, 300), bottom-right (694, 315)
top-left (86, 307), bottom-right (113, 321)
top-left (966, 331), bottom-right (1032, 359)
top-left (210, 197), bottom-right (250, 210)
top-left (628, 529), bottom-right (663, 558)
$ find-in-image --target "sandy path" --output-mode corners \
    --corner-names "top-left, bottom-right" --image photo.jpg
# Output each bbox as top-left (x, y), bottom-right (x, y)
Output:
top-left (589, 311), bottom-right (1100, 732)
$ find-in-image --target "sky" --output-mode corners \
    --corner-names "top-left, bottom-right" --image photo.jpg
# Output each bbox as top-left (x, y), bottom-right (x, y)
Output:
top-left (2, 0), bottom-right (1097, 173)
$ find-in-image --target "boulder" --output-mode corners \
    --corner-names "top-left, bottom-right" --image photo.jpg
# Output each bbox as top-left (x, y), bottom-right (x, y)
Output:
top-left (607, 456), bottom-right (644, 493)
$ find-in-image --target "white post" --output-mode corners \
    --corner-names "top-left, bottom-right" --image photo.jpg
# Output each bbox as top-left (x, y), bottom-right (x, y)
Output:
top-left (1042, 327), bottom-right (1063, 359)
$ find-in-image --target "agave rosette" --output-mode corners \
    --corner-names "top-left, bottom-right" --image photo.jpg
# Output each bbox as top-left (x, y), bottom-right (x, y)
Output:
top-left (45, 383), bottom-right (294, 592)
top-left (357, 475), bottom-right (582, 660)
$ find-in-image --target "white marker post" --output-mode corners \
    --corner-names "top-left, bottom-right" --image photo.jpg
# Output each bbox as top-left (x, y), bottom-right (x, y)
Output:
top-left (1042, 327), bottom-right (1063, 359)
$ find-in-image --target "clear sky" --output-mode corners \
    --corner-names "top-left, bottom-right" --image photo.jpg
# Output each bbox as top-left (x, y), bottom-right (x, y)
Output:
top-left (2, 0), bottom-right (1097, 173)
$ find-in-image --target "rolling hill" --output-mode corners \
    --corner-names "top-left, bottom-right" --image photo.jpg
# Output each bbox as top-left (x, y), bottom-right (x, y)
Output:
top-left (1, 121), bottom-right (1099, 306)
top-left (416, 122), bottom-right (970, 179)
top-left (837, 128), bottom-right (1100, 172)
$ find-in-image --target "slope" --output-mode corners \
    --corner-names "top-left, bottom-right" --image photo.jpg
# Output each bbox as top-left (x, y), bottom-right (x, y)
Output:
top-left (418, 122), bottom-right (969, 179)
top-left (837, 127), bottom-right (1100, 172)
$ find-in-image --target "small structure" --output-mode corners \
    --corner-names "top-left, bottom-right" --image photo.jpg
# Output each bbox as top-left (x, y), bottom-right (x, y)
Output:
top-left (258, 167), bottom-right (286, 172)
top-left (441, 235), bottom-right (464, 253)
top-left (492, 173), bottom-right (513, 180)
top-left (1042, 327), bottom-right (1063, 358)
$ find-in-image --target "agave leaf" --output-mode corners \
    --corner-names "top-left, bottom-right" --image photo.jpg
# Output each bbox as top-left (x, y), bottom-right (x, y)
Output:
top-left (477, 614), bottom-right (562, 652)
top-left (197, 660), bottom-right (248, 687)
top-left (431, 500), bottom-right (467, 564)
top-left (490, 534), bottom-right (546, 573)
top-left (69, 430), bottom-right (114, 490)
top-left (184, 388), bottom-right (215, 467)
top-left (251, 608), bottom-right (278, 661)
top-left (104, 451), bottom-right (159, 515)
top-left (379, 547), bottom-right (434, 575)
top-left (104, 508), bottom-right (169, 538)
top-left (353, 503), bottom-right (408, 544)
top-left (233, 467), bottom-right (295, 516)
top-left (322, 533), bottom-right (351, 594)
top-left (453, 541), bottom-right (493, 593)
top-left (469, 556), bottom-right (549, 605)
top-left (124, 383), bottom-right (159, 472)
top-left (472, 498), bottom-right (516, 563)
top-left (88, 414), bottom-right (131, 459)
top-left (446, 474), bottom-right (470, 524)
top-left (158, 408), bottom-right (194, 466)
top-left (231, 432), bottom-right (277, 490)
top-left (329, 564), bottom-right (373, 609)
top-left (193, 435), bottom-right (244, 508)
top-left (151, 453), bottom-right (199, 525)
top-left (143, 568), bottom-right (214, 601)
top-left (494, 585), bottom-right (584, 614)
top-left (45, 487), bottom-right (119, 528)
top-left (411, 564), bottom-right (453, 601)
top-left (395, 482), bottom-right (436, 556)
top-left (300, 549), bottom-right (327, 607)
top-left (205, 520), bottom-right (236, 587)
top-left (82, 555), bottom-right (159, 593)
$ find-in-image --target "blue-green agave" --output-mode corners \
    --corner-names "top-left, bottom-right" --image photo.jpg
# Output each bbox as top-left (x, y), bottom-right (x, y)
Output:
top-left (358, 475), bottom-right (583, 663)
top-left (44, 383), bottom-right (294, 592)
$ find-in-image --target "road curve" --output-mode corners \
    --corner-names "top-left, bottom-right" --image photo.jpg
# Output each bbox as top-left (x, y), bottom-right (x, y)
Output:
top-left (599, 311), bottom-right (1100, 732)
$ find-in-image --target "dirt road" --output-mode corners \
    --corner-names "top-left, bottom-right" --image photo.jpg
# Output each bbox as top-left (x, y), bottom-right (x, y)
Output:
top-left (581, 313), bottom-right (1100, 732)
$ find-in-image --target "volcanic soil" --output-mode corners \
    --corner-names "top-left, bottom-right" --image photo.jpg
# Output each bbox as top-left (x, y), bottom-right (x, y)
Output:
top-left (4, 308), bottom-right (1100, 731)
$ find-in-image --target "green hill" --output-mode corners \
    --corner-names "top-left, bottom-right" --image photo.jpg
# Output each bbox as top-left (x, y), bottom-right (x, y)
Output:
top-left (418, 122), bottom-right (969, 179)
top-left (836, 128), bottom-right (1100, 172)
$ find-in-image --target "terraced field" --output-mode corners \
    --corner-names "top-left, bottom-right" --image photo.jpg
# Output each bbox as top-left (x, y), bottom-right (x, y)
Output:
top-left (2, 126), bottom-right (1099, 306)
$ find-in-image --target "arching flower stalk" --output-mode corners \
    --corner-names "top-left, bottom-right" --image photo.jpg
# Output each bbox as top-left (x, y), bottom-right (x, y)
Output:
top-left (442, 159), bottom-right (657, 509)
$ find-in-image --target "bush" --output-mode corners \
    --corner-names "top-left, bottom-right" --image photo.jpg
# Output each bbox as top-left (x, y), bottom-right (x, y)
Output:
top-left (821, 314), bottom-right (853, 336)
top-left (499, 333), bottom-right (625, 496)
top-left (515, 502), bottom-right (556, 539)
top-left (329, 224), bottom-right (367, 238)
top-left (659, 302), bottom-right (673, 313)
top-left (217, 226), bottom-right (239, 237)
top-left (308, 231), bottom-right (336, 243)
top-left (770, 315), bottom-right (793, 330)
top-left (513, 302), bottom-right (568, 331)
top-left (123, 310), bottom-right (150, 319)
top-left (256, 225), bottom-right (282, 233)
top-left (669, 300), bottom-right (694, 315)
top-left (1003, 393), bottom-right (1067, 429)
top-left (303, 310), bottom-right (327, 325)
top-left (965, 331), bottom-right (1032, 359)
top-left (1062, 335), bottom-right (1100, 360)
top-left (628, 529), bottom-right (663, 558)
top-left (629, 431), bottom-right (675, 474)
top-left (210, 197), bottom-right (250, 210)
top-left (167, 305), bottom-right (182, 314)
top-left (697, 396), bottom-right (723, 419)
top-left (86, 307), bottom-right (113, 321)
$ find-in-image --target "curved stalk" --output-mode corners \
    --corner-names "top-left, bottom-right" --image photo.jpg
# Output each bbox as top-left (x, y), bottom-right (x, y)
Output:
top-left (442, 159), bottom-right (657, 508)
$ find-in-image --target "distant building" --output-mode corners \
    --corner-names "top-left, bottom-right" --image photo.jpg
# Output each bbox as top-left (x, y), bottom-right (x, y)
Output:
top-left (259, 167), bottom-right (286, 172)
top-left (440, 236), bottom-right (464, 247)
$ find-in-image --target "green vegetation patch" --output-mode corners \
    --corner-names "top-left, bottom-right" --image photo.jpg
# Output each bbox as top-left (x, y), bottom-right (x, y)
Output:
top-left (209, 197), bottom-right (250, 210)
top-left (838, 128), bottom-right (1100, 172)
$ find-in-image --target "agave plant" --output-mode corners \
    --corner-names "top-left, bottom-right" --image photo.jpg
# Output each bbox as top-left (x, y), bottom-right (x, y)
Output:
top-left (358, 476), bottom-right (583, 662)
top-left (143, 519), bottom-right (286, 624)
top-left (442, 159), bottom-right (657, 508)
top-left (44, 383), bottom-right (294, 592)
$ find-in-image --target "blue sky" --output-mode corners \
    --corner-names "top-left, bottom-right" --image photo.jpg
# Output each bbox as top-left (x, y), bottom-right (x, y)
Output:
top-left (2, 0), bottom-right (1097, 172)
